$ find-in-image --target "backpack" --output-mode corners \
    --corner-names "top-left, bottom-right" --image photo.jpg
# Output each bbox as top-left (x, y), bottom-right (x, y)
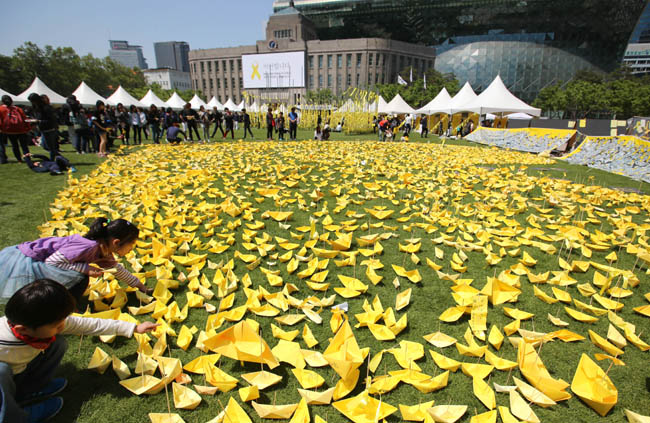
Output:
top-left (4, 106), bottom-right (26, 133)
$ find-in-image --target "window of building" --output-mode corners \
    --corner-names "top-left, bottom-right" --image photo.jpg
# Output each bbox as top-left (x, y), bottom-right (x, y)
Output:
top-left (337, 74), bottom-right (341, 88)
top-left (357, 53), bottom-right (362, 67)
top-left (337, 54), bottom-right (342, 68)
top-left (215, 61), bottom-right (219, 72)
top-left (318, 55), bottom-right (323, 69)
top-left (232, 77), bottom-right (235, 89)
top-left (318, 75), bottom-right (323, 87)
top-left (309, 75), bottom-right (313, 87)
top-left (327, 55), bottom-right (332, 68)
top-left (347, 74), bottom-right (351, 86)
top-left (375, 73), bottom-right (379, 84)
top-left (224, 78), bottom-right (228, 89)
top-left (356, 73), bottom-right (360, 85)
top-left (309, 55), bottom-right (314, 69)
top-left (273, 29), bottom-right (293, 38)
top-left (369, 53), bottom-right (373, 66)
top-left (200, 62), bottom-right (204, 72)
top-left (346, 54), bottom-right (352, 67)
top-left (217, 79), bottom-right (221, 89)
top-left (238, 59), bottom-right (241, 71)
top-left (202, 79), bottom-right (206, 90)
top-left (209, 79), bottom-right (213, 88)
top-left (327, 74), bottom-right (332, 87)
top-left (222, 60), bottom-right (227, 72)
top-left (193, 63), bottom-right (197, 73)
top-left (230, 60), bottom-right (234, 72)
top-left (207, 61), bottom-right (211, 72)
top-left (368, 73), bottom-right (372, 85)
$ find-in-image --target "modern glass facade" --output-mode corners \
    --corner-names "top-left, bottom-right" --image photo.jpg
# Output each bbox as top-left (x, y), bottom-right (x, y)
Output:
top-left (274, 0), bottom-right (647, 100)
top-left (628, 1), bottom-right (650, 44)
top-left (154, 41), bottom-right (190, 72)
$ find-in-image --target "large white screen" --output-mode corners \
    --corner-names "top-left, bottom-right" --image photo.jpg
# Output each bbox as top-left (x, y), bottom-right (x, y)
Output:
top-left (242, 51), bottom-right (305, 88)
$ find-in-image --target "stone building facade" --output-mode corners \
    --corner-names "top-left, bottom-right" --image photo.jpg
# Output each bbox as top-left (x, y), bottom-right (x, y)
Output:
top-left (188, 2), bottom-right (435, 105)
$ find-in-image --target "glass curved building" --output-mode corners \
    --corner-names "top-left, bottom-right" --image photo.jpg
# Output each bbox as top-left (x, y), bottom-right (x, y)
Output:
top-left (274, 0), bottom-right (648, 102)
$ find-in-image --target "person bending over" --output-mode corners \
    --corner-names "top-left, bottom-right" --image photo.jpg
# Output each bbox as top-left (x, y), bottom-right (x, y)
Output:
top-left (166, 122), bottom-right (186, 145)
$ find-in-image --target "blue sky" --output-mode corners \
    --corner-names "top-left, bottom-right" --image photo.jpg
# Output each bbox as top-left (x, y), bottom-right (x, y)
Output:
top-left (1, 0), bottom-right (275, 65)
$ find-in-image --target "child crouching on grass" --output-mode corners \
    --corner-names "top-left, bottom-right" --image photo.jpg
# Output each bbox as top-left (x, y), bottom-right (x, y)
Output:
top-left (0, 217), bottom-right (151, 304)
top-left (0, 279), bottom-right (158, 422)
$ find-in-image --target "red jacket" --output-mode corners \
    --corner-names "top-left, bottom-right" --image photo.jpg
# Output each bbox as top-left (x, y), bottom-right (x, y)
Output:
top-left (0, 104), bottom-right (31, 134)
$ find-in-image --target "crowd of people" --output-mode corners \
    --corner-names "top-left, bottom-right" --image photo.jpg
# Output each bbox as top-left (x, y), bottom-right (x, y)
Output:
top-left (0, 94), bottom-right (305, 167)
top-left (374, 113), bottom-right (475, 141)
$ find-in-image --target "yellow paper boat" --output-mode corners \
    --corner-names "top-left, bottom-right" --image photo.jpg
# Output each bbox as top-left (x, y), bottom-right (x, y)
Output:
top-left (172, 382), bottom-right (202, 410)
top-left (410, 371), bottom-right (449, 393)
top-left (571, 353), bottom-right (617, 416)
top-left (238, 385), bottom-right (259, 402)
top-left (429, 350), bottom-right (461, 372)
top-left (513, 376), bottom-right (556, 407)
top-left (333, 390), bottom-right (397, 423)
top-left (399, 400), bottom-right (435, 421)
top-left (119, 375), bottom-right (163, 395)
top-left (509, 390), bottom-right (540, 423)
top-left (427, 405), bottom-right (467, 423)
top-left (193, 384), bottom-right (218, 395)
top-left (473, 376), bottom-right (496, 410)
top-left (625, 409), bottom-right (650, 423)
top-left (183, 354), bottom-right (220, 374)
top-left (589, 329), bottom-right (624, 357)
top-left (251, 401), bottom-right (299, 419)
top-left (241, 370), bottom-right (282, 390)
top-left (202, 320), bottom-right (280, 369)
top-left (517, 339), bottom-right (571, 402)
top-left (204, 363), bottom-right (238, 392)
top-left (470, 410), bottom-right (497, 423)
top-left (292, 368), bottom-right (325, 389)
top-left (112, 355), bottom-right (131, 380)
top-left (298, 387), bottom-right (335, 405)
top-left (423, 331), bottom-right (457, 348)
top-left (221, 396), bottom-right (252, 423)
top-left (323, 320), bottom-right (366, 380)
top-left (88, 347), bottom-right (111, 374)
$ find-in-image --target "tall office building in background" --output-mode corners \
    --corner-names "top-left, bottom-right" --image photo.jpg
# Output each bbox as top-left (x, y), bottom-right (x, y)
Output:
top-left (154, 41), bottom-right (190, 72)
top-left (108, 40), bottom-right (148, 69)
top-left (623, 1), bottom-right (650, 75)
top-left (273, 0), bottom-right (647, 102)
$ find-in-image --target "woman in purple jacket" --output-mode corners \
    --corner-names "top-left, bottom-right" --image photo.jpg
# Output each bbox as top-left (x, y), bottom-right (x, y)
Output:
top-left (0, 217), bottom-right (150, 302)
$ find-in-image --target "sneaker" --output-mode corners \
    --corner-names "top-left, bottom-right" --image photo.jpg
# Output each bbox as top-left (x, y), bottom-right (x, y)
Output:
top-left (69, 166), bottom-right (77, 173)
top-left (25, 396), bottom-right (63, 423)
top-left (19, 378), bottom-right (68, 405)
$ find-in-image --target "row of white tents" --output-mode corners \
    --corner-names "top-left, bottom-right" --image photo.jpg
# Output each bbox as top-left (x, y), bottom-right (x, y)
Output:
top-left (339, 75), bottom-right (541, 117)
top-left (0, 77), bottom-right (249, 111)
top-left (2, 75), bottom-right (540, 117)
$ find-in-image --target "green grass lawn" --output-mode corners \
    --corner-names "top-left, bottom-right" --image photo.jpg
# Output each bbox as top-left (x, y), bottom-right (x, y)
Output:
top-left (1, 134), bottom-right (649, 423)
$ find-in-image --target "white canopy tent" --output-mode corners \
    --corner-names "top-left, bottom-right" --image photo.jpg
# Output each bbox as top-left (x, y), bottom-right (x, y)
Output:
top-left (189, 94), bottom-right (207, 110)
top-left (165, 92), bottom-right (186, 110)
top-left (383, 94), bottom-right (415, 115)
top-left (140, 89), bottom-right (168, 109)
top-left (106, 86), bottom-right (145, 108)
top-left (415, 87), bottom-right (452, 115)
top-left (206, 96), bottom-right (223, 109)
top-left (222, 98), bottom-right (239, 111)
top-left (72, 82), bottom-right (106, 108)
top-left (247, 101), bottom-right (259, 113)
top-left (448, 82), bottom-right (478, 115)
top-left (0, 87), bottom-right (28, 106)
top-left (376, 96), bottom-right (390, 114)
top-left (18, 77), bottom-right (67, 105)
top-left (236, 100), bottom-right (245, 111)
top-left (455, 75), bottom-right (541, 117)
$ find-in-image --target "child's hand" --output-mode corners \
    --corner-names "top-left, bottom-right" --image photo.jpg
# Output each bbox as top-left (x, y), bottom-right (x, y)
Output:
top-left (88, 267), bottom-right (104, 278)
top-left (135, 322), bottom-right (160, 334)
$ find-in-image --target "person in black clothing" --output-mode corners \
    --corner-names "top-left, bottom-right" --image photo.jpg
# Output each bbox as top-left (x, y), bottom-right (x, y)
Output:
top-left (181, 103), bottom-right (200, 141)
top-left (222, 108), bottom-right (235, 139)
top-left (241, 109), bottom-right (253, 139)
top-left (23, 153), bottom-right (74, 175)
top-left (288, 107), bottom-right (298, 140)
top-left (420, 114), bottom-right (428, 138)
top-left (266, 107), bottom-right (274, 140)
top-left (27, 93), bottom-right (59, 161)
top-left (210, 107), bottom-right (224, 138)
top-left (276, 112), bottom-right (286, 141)
top-left (148, 105), bottom-right (162, 144)
top-left (115, 104), bottom-right (130, 145)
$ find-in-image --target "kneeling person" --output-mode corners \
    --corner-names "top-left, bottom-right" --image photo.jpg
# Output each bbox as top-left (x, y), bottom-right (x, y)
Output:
top-left (0, 279), bottom-right (157, 422)
top-left (166, 122), bottom-right (186, 145)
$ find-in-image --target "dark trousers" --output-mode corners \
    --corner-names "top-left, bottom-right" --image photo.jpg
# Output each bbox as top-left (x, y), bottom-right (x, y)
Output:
top-left (187, 123), bottom-right (200, 141)
top-left (289, 122), bottom-right (297, 140)
top-left (267, 125), bottom-right (273, 140)
top-left (242, 125), bottom-right (254, 138)
top-left (131, 125), bottom-right (142, 144)
top-left (150, 124), bottom-right (161, 144)
top-left (0, 133), bottom-right (6, 163)
top-left (421, 128), bottom-right (428, 138)
top-left (210, 123), bottom-right (224, 138)
top-left (4, 134), bottom-right (30, 161)
top-left (0, 337), bottom-right (67, 423)
top-left (42, 130), bottom-right (59, 161)
top-left (121, 124), bottom-right (130, 144)
top-left (223, 126), bottom-right (234, 139)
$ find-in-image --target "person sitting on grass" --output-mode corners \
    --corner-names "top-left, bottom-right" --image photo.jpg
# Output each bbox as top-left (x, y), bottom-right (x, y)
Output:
top-left (0, 279), bottom-right (158, 423)
top-left (166, 122), bottom-right (186, 145)
top-left (22, 153), bottom-right (76, 175)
